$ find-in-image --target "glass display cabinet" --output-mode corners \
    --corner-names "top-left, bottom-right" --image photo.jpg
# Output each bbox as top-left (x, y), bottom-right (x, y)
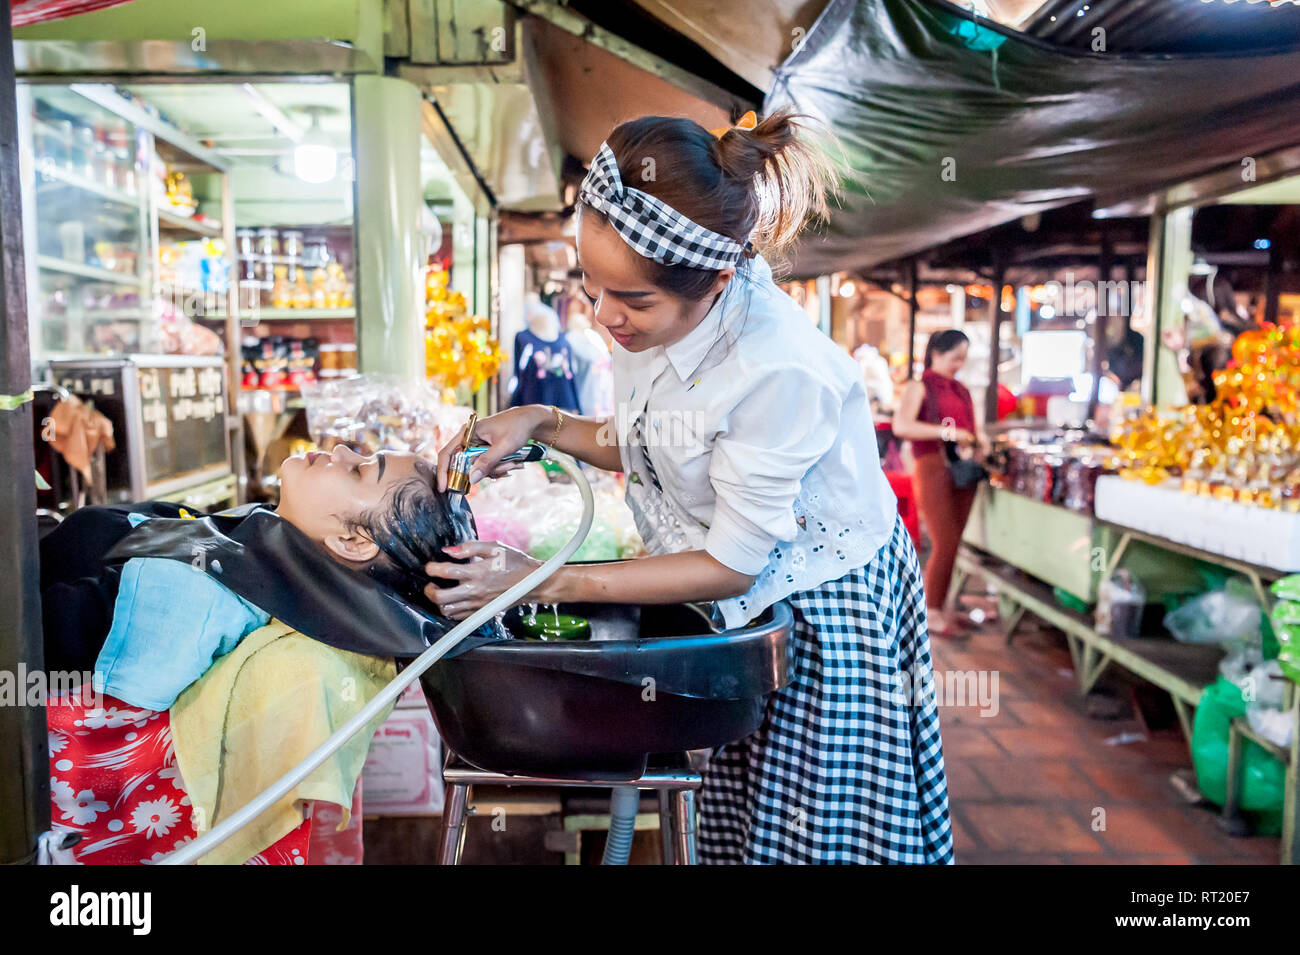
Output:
top-left (18, 82), bottom-right (242, 509)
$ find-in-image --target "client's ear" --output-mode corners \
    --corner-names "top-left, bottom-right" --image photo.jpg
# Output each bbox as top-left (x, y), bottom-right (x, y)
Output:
top-left (323, 530), bottom-right (380, 564)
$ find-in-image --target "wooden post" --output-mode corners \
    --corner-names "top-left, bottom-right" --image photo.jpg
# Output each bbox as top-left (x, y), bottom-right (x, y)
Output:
top-left (0, 11), bottom-right (49, 865)
top-left (906, 259), bottom-right (918, 379)
top-left (986, 262), bottom-right (1005, 424)
top-left (1089, 226), bottom-right (1113, 420)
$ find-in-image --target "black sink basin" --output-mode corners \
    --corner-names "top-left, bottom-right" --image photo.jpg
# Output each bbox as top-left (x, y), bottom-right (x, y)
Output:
top-left (417, 601), bottom-right (795, 780)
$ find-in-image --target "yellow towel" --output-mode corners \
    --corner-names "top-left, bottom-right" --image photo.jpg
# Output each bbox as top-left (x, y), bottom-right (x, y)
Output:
top-left (169, 619), bottom-right (398, 865)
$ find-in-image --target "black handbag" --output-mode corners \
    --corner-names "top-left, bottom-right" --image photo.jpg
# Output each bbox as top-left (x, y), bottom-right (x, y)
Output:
top-left (944, 441), bottom-right (988, 489)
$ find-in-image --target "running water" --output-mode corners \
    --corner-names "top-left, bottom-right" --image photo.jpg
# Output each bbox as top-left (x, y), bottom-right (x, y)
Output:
top-left (527, 602), bottom-right (538, 625)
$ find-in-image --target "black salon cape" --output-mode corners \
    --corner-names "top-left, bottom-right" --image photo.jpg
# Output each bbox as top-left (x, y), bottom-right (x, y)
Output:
top-left (39, 502), bottom-right (502, 675)
top-left (41, 502), bottom-right (188, 673)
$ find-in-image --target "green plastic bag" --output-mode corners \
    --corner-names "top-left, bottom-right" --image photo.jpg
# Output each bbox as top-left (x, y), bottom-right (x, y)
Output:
top-left (1271, 573), bottom-right (1300, 603)
top-left (530, 517), bottom-right (619, 563)
top-left (1274, 620), bottom-right (1300, 685)
top-left (1191, 677), bottom-right (1286, 823)
top-left (1260, 605), bottom-right (1280, 661)
top-left (1052, 586), bottom-right (1090, 614)
top-left (1272, 599), bottom-right (1300, 628)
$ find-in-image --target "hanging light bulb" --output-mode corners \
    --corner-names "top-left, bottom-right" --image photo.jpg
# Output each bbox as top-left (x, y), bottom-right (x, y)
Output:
top-left (293, 109), bottom-right (337, 184)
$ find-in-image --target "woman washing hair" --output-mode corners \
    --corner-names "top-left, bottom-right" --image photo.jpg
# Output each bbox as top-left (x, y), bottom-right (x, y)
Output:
top-left (426, 109), bottom-right (953, 864)
top-left (40, 446), bottom-right (484, 697)
top-left (38, 446), bottom-right (480, 865)
top-left (891, 330), bottom-right (989, 638)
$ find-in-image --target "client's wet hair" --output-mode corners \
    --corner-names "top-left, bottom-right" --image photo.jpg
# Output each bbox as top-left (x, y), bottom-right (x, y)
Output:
top-left (343, 458), bottom-right (475, 613)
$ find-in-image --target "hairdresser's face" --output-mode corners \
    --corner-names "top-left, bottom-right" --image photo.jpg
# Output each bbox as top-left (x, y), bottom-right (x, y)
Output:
top-left (278, 446), bottom-right (425, 563)
top-left (931, 342), bottom-right (968, 378)
top-left (576, 210), bottom-right (733, 352)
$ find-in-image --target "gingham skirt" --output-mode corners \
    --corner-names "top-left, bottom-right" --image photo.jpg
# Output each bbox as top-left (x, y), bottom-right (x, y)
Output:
top-left (697, 515), bottom-right (955, 864)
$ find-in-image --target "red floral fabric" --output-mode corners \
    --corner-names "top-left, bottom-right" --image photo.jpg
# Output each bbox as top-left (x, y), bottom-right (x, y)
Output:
top-left (46, 689), bottom-right (364, 865)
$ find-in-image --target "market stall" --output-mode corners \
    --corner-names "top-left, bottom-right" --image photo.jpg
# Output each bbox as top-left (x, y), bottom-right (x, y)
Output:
top-left (811, 14), bottom-right (1300, 854)
top-left (950, 195), bottom-right (1300, 862)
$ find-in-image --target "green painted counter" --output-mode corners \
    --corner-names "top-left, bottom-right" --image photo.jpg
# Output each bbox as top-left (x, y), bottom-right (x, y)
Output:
top-left (961, 485), bottom-right (1210, 607)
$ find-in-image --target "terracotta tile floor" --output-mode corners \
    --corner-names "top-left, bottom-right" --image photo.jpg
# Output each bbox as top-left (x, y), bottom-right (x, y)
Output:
top-left (932, 597), bottom-right (1281, 865)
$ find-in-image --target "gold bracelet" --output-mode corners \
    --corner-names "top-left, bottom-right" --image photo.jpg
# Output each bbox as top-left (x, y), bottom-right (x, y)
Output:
top-left (548, 405), bottom-right (565, 449)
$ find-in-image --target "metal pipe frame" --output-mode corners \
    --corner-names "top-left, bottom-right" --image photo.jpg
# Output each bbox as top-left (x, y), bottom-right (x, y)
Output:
top-left (437, 757), bottom-right (703, 866)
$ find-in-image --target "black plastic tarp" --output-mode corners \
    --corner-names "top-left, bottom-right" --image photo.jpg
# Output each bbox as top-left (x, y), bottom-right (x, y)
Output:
top-left (765, 0), bottom-right (1300, 275)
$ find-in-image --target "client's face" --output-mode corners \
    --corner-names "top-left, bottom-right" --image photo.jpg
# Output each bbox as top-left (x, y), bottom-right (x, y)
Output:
top-left (278, 446), bottom-right (426, 563)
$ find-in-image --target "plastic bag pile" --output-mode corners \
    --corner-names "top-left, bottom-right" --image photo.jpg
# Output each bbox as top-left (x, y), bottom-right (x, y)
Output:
top-left (300, 374), bottom-right (472, 462)
top-left (468, 462), bottom-right (643, 563)
top-left (1186, 574), bottom-right (1300, 826)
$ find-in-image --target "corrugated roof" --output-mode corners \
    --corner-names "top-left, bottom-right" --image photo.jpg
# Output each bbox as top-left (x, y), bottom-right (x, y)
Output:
top-left (1021, 0), bottom-right (1300, 54)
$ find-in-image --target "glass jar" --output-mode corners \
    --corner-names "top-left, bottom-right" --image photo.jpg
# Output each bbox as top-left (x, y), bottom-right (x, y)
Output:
top-left (31, 118), bottom-right (53, 171)
top-left (311, 268), bottom-right (328, 308)
top-left (94, 125), bottom-right (115, 189)
top-left (337, 343), bottom-right (357, 374)
top-left (292, 269), bottom-right (311, 309)
top-left (281, 230), bottom-right (304, 263)
top-left (324, 262), bottom-right (344, 309)
top-left (318, 343), bottom-right (340, 378)
top-left (255, 228), bottom-right (280, 259)
top-left (235, 228), bottom-right (257, 259)
top-left (303, 234), bottom-right (330, 269)
top-left (271, 265), bottom-right (292, 309)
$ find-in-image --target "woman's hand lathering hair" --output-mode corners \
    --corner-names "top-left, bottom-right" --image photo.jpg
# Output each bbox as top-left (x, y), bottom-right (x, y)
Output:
top-left (345, 458), bottom-right (477, 614)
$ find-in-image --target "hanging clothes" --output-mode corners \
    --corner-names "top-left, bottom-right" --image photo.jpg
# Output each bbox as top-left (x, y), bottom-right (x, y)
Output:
top-left (509, 328), bottom-right (583, 413)
top-left (567, 326), bottom-right (615, 418)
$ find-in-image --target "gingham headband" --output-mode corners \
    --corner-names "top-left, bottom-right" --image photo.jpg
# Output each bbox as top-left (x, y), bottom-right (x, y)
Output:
top-left (579, 141), bottom-right (750, 271)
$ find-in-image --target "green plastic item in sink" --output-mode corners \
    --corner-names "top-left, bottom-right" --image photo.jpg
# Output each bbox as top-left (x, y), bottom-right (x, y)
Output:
top-left (516, 612), bottom-right (592, 642)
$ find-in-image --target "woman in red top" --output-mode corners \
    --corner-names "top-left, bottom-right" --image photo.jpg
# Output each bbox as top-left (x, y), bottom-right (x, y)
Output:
top-left (892, 330), bottom-right (988, 637)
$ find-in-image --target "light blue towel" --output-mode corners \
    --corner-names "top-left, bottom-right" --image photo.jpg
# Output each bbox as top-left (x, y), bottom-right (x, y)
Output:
top-left (95, 514), bottom-right (270, 710)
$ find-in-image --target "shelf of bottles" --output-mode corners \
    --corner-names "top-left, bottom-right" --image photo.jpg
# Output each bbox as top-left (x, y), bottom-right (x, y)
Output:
top-left (233, 224), bottom-right (358, 394)
top-left (21, 84), bottom-right (233, 363)
top-left (26, 85), bottom-right (150, 359)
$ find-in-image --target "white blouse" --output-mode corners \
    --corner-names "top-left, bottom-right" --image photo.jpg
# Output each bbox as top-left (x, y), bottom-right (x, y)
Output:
top-left (611, 255), bottom-right (898, 630)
